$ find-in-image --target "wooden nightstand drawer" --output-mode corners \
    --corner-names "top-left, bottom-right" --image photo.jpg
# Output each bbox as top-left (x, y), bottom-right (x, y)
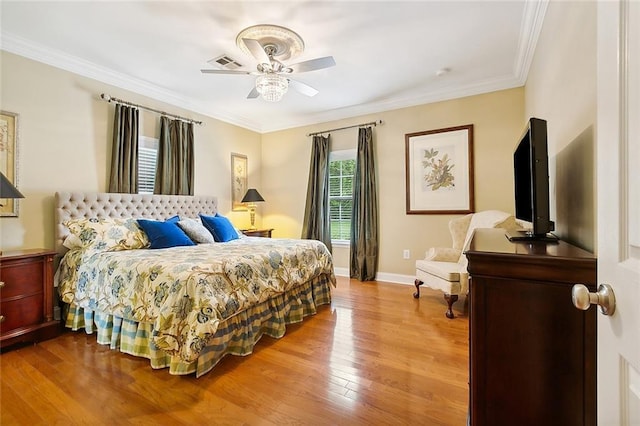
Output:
top-left (1, 294), bottom-right (44, 331)
top-left (0, 249), bottom-right (60, 349)
top-left (0, 260), bottom-right (44, 299)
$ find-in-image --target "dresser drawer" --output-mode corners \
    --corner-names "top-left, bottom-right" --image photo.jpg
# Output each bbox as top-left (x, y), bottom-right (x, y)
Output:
top-left (0, 294), bottom-right (44, 332)
top-left (1, 260), bottom-right (44, 299)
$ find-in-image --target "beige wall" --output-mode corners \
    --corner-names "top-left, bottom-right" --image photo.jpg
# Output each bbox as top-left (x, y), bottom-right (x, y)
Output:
top-left (524, 0), bottom-right (597, 252)
top-left (2, 49), bottom-right (525, 281)
top-left (261, 88), bottom-right (524, 279)
top-left (0, 51), bottom-right (262, 251)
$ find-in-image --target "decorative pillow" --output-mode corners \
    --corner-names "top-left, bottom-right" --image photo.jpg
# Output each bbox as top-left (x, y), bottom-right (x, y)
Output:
top-left (63, 217), bottom-right (149, 251)
top-left (178, 218), bottom-right (215, 244)
top-left (137, 218), bottom-right (196, 249)
top-left (200, 214), bottom-right (239, 242)
top-left (213, 213), bottom-right (245, 239)
top-left (165, 215), bottom-right (180, 223)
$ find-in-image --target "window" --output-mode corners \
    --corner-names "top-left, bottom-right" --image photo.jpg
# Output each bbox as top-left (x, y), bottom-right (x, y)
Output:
top-left (138, 136), bottom-right (159, 194)
top-left (329, 150), bottom-right (356, 243)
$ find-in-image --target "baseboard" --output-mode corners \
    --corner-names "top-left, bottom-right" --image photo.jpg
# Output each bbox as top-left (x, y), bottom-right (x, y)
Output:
top-left (333, 267), bottom-right (415, 286)
top-left (375, 272), bottom-right (415, 286)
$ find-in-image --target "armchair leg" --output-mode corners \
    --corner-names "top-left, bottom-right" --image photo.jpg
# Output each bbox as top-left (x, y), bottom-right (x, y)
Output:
top-left (413, 279), bottom-right (423, 298)
top-left (444, 294), bottom-right (459, 319)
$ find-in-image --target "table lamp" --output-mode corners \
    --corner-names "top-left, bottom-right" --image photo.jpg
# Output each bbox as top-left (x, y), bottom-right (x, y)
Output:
top-left (241, 188), bottom-right (265, 230)
top-left (0, 171), bottom-right (24, 202)
top-left (0, 171), bottom-right (24, 255)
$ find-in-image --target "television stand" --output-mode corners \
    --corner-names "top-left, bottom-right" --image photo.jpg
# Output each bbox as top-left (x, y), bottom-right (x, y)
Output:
top-left (505, 229), bottom-right (559, 242)
top-left (465, 228), bottom-right (596, 425)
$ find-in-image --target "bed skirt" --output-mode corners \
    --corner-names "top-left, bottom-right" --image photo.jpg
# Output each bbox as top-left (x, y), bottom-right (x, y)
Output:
top-left (63, 273), bottom-right (333, 377)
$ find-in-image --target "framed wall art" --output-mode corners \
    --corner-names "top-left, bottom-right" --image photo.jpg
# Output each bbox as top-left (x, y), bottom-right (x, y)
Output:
top-left (231, 153), bottom-right (248, 211)
top-left (1, 111), bottom-right (20, 217)
top-left (405, 124), bottom-right (474, 214)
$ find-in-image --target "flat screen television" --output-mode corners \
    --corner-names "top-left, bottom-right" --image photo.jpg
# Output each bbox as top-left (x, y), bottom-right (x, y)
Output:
top-left (506, 117), bottom-right (558, 242)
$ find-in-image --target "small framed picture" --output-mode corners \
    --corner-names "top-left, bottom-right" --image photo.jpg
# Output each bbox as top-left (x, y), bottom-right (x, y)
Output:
top-left (1, 110), bottom-right (20, 217)
top-left (231, 153), bottom-right (248, 211)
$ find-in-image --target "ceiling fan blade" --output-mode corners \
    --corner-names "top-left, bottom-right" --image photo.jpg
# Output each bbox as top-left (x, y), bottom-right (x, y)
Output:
top-left (289, 79), bottom-right (319, 97)
top-left (247, 87), bottom-right (260, 99)
top-left (201, 69), bottom-right (252, 75)
top-left (242, 38), bottom-right (271, 64)
top-left (286, 56), bottom-right (336, 73)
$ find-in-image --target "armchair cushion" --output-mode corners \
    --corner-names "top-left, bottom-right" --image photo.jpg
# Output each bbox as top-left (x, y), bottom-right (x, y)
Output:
top-left (416, 264), bottom-right (467, 295)
top-left (416, 259), bottom-right (463, 282)
top-left (424, 247), bottom-right (461, 263)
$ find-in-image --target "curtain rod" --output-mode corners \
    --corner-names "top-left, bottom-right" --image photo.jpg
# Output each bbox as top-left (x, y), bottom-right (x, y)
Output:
top-left (307, 119), bottom-right (383, 137)
top-left (100, 93), bottom-right (203, 126)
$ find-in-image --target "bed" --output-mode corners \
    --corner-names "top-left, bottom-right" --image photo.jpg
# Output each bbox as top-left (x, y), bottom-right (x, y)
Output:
top-left (54, 192), bottom-right (335, 377)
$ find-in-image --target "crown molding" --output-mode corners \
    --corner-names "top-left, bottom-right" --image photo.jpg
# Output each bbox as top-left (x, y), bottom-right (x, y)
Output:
top-left (1, 1), bottom-right (546, 135)
top-left (0, 32), bottom-right (264, 132)
top-left (261, 74), bottom-right (524, 133)
top-left (513, 0), bottom-right (549, 84)
top-left (261, 1), bottom-right (548, 133)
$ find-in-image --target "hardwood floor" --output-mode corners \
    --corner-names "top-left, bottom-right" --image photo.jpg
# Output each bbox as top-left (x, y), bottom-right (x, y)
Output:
top-left (0, 277), bottom-right (469, 425)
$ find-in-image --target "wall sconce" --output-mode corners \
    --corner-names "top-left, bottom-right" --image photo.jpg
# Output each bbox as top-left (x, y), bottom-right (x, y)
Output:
top-left (241, 188), bottom-right (265, 230)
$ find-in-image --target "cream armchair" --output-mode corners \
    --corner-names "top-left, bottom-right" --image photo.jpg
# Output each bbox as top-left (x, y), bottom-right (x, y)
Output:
top-left (414, 210), bottom-right (523, 318)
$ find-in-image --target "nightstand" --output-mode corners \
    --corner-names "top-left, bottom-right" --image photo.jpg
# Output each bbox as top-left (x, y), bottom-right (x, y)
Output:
top-left (241, 228), bottom-right (273, 238)
top-left (0, 249), bottom-right (60, 350)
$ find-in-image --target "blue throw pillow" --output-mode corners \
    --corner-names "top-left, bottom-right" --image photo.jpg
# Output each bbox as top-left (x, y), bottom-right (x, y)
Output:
top-left (137, 218), bottom-right (195, 249)
top-left (200, 214), bottom-right (239, 242)
top-left (166, 215), bottom-right (180, 223)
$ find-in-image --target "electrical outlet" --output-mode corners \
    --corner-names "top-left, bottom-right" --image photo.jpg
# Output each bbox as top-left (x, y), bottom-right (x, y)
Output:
top-left (403, 249), bottom-right (410, 259)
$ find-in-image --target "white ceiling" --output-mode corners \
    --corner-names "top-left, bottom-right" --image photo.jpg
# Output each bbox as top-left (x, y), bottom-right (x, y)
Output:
top-left (0, 1), bottom-right (547, 133)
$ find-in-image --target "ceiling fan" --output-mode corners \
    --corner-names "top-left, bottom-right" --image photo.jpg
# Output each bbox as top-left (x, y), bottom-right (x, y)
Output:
top-left (201, 25), bottom-right (336, 102)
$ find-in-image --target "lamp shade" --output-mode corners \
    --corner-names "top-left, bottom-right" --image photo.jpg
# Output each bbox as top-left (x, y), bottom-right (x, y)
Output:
top-left (0, 172), bottom-right (24, 199)
top-left (241, 188), bottom-right (265, 203)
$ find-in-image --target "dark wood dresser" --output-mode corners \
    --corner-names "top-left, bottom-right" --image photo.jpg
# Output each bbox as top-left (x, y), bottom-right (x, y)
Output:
top-left (0, 249), bottom-right (60, 349)
top-left (465, 228), bottom-right (596, 426)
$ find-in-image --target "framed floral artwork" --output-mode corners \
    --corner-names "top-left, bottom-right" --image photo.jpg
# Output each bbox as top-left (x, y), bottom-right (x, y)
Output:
top-left (1, 111), bottom-right (20, 217)
top-left (231, 153), bottom-right (248, 211)
top-left (405, 124), bottom-right (474, 214)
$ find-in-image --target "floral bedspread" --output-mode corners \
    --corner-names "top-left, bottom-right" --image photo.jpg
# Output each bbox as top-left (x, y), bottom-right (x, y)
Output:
top-left (56, 238), bottom-right (336, 362)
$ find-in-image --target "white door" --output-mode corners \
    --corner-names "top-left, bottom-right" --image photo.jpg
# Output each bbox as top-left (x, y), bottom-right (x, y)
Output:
top-left (596, 0), bottom-right (640, 424)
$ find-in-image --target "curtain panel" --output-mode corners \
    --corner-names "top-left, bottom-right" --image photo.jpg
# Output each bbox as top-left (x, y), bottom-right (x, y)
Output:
top-left (155, 117), bottom-right (194, 195)
top-left (108, 104), bottom-right (139, 193)
top-left (350, 127), bottom-right (379, 281)
top-left (301, 135), bottom-right (332, 252)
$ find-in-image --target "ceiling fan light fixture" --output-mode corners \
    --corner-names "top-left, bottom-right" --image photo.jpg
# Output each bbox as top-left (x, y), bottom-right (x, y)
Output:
top-left (236, 24), bottom-right (304, 61)
top-left (255, 74), bottom-right (289, 102)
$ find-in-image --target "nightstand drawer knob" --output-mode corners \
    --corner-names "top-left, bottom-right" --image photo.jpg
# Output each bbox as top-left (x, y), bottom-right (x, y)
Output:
top-left (0, 315), bottom-right (5, 323)
top-left (0, 281), bottom-right (4, 288)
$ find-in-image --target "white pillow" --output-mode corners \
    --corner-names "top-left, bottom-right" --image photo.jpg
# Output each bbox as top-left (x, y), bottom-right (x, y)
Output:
top-left (178, 218), bottom-right (215, 244)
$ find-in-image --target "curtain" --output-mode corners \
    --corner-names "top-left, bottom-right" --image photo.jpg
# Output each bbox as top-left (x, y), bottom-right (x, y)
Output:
top-left (301, 135), bottom-right (332, 252)
top-left (108, 104), bottom-right (139, 193)
top-left (155, 117), bottom-right (194, 195)
top-left (350, 127), bottom-right (379, 281)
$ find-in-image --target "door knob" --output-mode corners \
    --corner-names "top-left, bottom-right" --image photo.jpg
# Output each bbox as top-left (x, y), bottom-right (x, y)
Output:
top-left (572, 283), bottom-right (616, 316)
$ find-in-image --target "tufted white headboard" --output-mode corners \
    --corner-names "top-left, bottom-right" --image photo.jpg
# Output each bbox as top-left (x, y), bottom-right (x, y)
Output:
top-left (55, 192), bottom-right (218, 255)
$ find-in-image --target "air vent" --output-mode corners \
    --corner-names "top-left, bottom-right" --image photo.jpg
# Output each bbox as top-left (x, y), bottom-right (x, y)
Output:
top-left (208, 55), bottom-right (243, 70)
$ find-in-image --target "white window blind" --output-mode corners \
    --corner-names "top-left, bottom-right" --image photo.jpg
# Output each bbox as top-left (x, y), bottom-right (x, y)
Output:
top-left (329, 149), bottom-right (356, 242)
top-left (138, 136), bottom-right (158, 194)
